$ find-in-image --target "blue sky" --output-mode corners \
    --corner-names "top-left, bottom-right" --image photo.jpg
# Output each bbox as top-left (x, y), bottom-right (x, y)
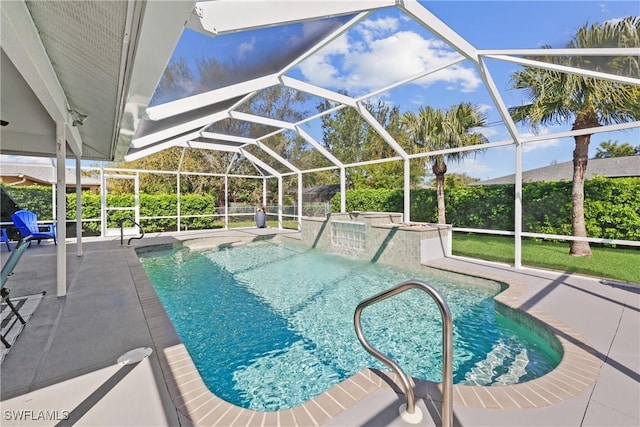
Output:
top-left (163, 0), bottom-right (639, 180)
top-left (287, 0), bottom-right (640, 180)
top-left (5, 1), bottom-right (638, 181)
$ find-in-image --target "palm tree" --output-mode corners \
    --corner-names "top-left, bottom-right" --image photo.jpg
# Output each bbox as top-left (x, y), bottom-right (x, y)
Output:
top-left (402, 103), bottom-right (488, 224)
top-left (509, 17), bottom-right (640, 256)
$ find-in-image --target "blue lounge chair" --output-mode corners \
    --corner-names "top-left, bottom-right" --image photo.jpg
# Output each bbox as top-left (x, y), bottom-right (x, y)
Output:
top-left (11, 210), bottom-right (57, 246)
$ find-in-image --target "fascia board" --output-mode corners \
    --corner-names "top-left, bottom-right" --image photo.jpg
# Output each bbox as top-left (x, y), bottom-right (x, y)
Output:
top-left (114, 1), bottom-right (195, 160)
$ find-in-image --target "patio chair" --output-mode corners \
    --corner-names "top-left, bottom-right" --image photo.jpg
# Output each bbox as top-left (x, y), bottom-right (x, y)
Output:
top-left (1, 236), bottom-right (32, 348)
top-left (11, 210), bottom-right (56, 246)
top-left (0, 229), bottom-right (10, 251)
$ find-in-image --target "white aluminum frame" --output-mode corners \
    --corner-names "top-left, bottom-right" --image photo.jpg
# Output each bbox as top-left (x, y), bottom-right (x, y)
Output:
top-left (118, 0), bottom-right (640, 270)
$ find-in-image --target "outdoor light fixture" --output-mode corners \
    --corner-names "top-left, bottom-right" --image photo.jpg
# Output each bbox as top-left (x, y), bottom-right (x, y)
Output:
top-left (68, 110), bottom-right (88, 126)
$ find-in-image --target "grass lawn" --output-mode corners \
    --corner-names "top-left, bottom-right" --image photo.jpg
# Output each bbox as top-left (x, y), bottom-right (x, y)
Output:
top-left (452, 233), bottom-right (640, 284)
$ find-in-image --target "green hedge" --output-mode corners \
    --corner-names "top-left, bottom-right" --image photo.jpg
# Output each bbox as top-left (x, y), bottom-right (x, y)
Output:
top-left (3, 185), bottom-right (218, 234)
top-left (67, 192), bottom-right (219, 233)
top-left (330, 177), bottom-right (640, 240)
top-left (2, 185), bottom-right (53, 219)
top-left (6, 177), bottom-right (639, 240)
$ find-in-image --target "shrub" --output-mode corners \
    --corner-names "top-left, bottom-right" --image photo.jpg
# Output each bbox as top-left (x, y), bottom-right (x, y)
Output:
top-left (2, 184), bottom-right (53, 219)
top-left (331, 177), bottom-right (640, 240)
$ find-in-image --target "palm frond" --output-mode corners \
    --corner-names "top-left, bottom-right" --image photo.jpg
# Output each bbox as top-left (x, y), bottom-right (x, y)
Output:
top-left (510, 16), bottom-right (640, 129)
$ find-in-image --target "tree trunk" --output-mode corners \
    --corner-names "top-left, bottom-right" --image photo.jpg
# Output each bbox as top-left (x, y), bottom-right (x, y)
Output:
top-left (570, 134), bottom-right (592, 257)
top-left (433, 162), bottom-right (447, 224)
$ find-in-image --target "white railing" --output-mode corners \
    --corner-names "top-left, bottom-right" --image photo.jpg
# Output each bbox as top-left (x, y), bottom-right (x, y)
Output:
top-left (0, 202), bottom-right (330, 237)
top-left (452, 226), bottom-right (640, 248)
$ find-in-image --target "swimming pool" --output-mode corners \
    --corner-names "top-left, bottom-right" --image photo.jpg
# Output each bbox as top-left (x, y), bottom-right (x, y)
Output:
top-left (140, 239), bottom-right (561, 411)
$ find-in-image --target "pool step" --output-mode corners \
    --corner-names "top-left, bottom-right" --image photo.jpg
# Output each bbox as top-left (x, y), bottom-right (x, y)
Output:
top-left (495, 349), bottom-right (529, 385)
top-left (465, 341), bottom-right (528, 385)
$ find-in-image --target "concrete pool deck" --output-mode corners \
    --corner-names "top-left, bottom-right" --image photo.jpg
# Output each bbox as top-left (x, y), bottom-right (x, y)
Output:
top-left (1, 228), bottom-right (638, 426)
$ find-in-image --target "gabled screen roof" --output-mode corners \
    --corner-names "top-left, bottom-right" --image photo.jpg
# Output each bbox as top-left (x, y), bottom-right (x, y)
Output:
top-left (126, 1), bottom-right (640, 179)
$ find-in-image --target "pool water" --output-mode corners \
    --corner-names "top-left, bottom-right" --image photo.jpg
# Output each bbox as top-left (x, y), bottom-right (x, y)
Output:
top-left (140, 240), bottom-right (561, 411)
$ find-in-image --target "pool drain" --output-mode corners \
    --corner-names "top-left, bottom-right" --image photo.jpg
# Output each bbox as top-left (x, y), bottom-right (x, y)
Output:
top-left (117, 347), bottom-right (153, 365)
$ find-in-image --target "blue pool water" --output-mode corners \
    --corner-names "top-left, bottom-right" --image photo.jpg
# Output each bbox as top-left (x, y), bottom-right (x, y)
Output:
top-left (140, 240), bottom-right (561, 411)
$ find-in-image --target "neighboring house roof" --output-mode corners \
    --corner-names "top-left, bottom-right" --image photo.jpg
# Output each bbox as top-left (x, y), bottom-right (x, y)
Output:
top-left (475, 156), bottom-right (640, 185)
top-left (0, 162), bottom-right (100, 186)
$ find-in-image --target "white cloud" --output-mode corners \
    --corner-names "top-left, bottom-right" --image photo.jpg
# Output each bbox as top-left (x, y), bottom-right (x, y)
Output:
top-left (297, 29), bottom-right (481, 95)
top-left (410, 94), bottom-right (425, 105)
top-left (357, 17), bottom-right (399, 44)
top-left (418, 65), bottom-right (482, 93)
top-left (477, 103), bottom-right (493, 114)
top-left (491, 127), bottom-right (566, 153)
top-left (478, 126), bottom-right (501, 139)
top-left (495, 138), bottom-right (561, 153)
top-left (297, 54), bottom-right (341, 88)
top-left (447, 157), bottom-right (494, 177)
top-left (519, 128), bottom-right (563, 152)
top-left (237, 37), bottom-right (256, 59)
top-left (521, 138), bottom-right (562, 153)
top-left (361, 16), bottom-right (399, 32)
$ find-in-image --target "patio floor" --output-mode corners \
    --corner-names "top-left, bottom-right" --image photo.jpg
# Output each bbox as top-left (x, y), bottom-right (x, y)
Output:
top-left (0, 228), bottom-right (638, 426)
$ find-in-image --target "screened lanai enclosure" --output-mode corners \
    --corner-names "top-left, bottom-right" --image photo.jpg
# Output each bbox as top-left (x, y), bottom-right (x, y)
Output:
top-left (1, 0), bottom-right (639, 295)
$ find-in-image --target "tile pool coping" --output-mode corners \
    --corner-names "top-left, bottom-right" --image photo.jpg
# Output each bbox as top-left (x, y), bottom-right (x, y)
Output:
top-left (127, 238), bottom-right (602, 426)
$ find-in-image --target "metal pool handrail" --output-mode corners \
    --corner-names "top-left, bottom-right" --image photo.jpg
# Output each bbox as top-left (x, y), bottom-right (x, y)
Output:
top-left (354, 279), bottom-right (453, 426)
top-left (118, 217), bottom-right (145, 246)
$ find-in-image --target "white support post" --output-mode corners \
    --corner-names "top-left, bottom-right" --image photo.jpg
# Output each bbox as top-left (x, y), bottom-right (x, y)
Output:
top-left (56, 122), bottom-right (67, 297)
top-left (135, 172), bottom-right (140, 226)
top-left (51, 179), bottom-right (56, 221)
top-left (100, 164), bottom-right (106, 237)
top-left (75, 155), bottom-right (83, 257)
top-left (514, 142), bottom-right (523, 269)
top-left (224, 175), bottom-right (229, 229)
top-left (340, 167), bottom-right (346, 213)
top-left (297, 173), bottom-right (303, 230)
top-left (403, 159), bottom-right (411, 223)
top-left (262, 178), bottom-right (267, 207)
top-left (177, 148), bottom-right (186, 232)
top-left (176, 172), bottom-right (181, 231)
top-left (278, 177), bottom-right (283, 229)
